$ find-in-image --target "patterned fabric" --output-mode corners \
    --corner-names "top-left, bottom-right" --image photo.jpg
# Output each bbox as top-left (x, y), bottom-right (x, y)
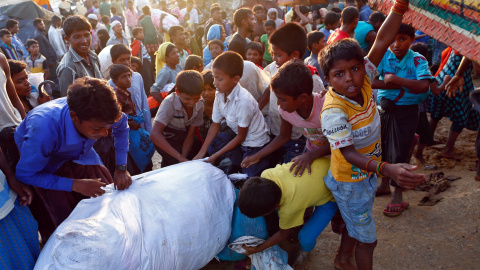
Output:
top-left (428, 50), bottom-right (480, 131)
top-left (0, 200), bottom-right (40, 270)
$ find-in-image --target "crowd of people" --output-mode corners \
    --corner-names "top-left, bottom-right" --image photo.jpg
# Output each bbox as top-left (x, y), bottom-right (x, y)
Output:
top-left (0, 0), bottom-right (479, 269)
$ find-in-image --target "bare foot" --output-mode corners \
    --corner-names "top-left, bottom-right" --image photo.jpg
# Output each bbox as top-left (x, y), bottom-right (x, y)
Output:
top-left (334, 255), bottom-right (357, 270)
top-left (440, 151), bottom-right (462, 160)
top-left (414, 153), bottom-right (426, 165)
top-left (376, 177), bottom-right (391, 195)
top-left (293, 250), bottom-right (310, 270)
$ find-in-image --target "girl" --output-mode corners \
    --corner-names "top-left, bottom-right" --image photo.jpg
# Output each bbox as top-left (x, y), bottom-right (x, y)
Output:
top-left (202, 24), bottom-right (227, 66)
top-left (150, 42), bottom-right (181, 104)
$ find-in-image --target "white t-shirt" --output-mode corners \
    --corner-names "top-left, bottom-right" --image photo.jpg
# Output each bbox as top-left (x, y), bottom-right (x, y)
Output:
top-left (0, 69), bottom-right (21, 130)
top-left (180, 8), bottom-right (199, 24)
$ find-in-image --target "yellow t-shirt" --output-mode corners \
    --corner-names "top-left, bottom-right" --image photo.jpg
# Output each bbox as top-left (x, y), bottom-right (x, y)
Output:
top-left (260, 158), bottom-right (334, 230)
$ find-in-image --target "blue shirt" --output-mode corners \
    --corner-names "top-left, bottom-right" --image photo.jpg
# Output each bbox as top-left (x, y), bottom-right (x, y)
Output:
top-left (414, 30), bottom-right (430, 45)
top-left (354, 21), bottom-right (374, 51)
top-left (377, 49), bottom-right (433, 105)
top-left (320, 27), bottom-right (332, 42)
top-left (359, 5), bottom-right (373, 21)
top-left (304, 53), bottom-right (327, 87)
top-left (11, 34), bottom-right (27, 59)
top-left (14, 98), bottom-right (129, 191)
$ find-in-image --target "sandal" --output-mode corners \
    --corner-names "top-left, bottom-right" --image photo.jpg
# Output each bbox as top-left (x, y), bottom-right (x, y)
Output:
top-left (383, 202), bottom-right (409, 217)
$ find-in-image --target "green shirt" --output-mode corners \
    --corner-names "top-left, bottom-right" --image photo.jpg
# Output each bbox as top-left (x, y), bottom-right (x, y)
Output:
top-left (99, 2), bottom-right (111, 17)
top-left (260, 34), bottom-right (272, 62)
top-left (139, 15), bottom-right (158, 45)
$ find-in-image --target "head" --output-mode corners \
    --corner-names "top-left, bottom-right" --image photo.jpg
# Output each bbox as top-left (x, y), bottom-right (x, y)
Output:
top-left (159, 1), bottom-right (167, 10)
top-left (245, 41), bottom-right (263, 65)
top-left (184, 55), bottom-right (204, 71)
top-left (63, 15), bottom-right (92, 55)
top-left (208, 39), bottom-right (224, 59)
top-left (264, 20), bottom-right (276, 36)
top-left (6, 19), bottom-right (19, 34)
top-left (175, 70), bottom-right (203, 108)
top-left (52, 15), bottom-right (63, 28)
top-left (355, 0), bottom-right (367, 9)
top-left (130, 56), bottom-right (142, 72)
top-left (142, 5), bottom-right (151, 15)
top-left (93, 0), bottom-right (99, 8)
top-left (253, 5), bottom-right (266, 21)
top-left (238, 177), bottom-right (281, 218)
top-left (233, 8), bottom-right (255, 33)
top-left (111, 43), bottom-right (132, 67)
top-left (210, 6), bottom-right (222, 21)
top-left (25, 39), bottom-right (40, 56)
top-left (0, 29), bottom-right (12, 46)
top-left (169, 25), bottom-right (186, 46)
top-left (267, 8), bottom-right (277, 21)
top-left (111, 21), bottom-right (123, 35)
top-left (102, 15), bottom-right (110, 25)
top-left (127, 0), bottom-right (133, 9)
top-left (291, 6), bottom-right (309, 22)
top-left (132, 27), bottom-right (144, 40)
top-left (110, 6), bottom-right (117, 15)
top-left (186, 0), bottom-right (194, 11)
top-left (341, 6), bottom-right (359, 28)
top-left (88, 14), bottom-right (99, 28)
top-left (110, 64), bottom-right (133, 89)
top-left (410, 42), bottom-right (428, 59)
top-left (67, 77), bottom-right (122, 140)
top-left (207, 24), bottom-right (226, 42)
top-left (269, 23), bottom-right (307, 66)
top-left (8, 60), bottom-right (31, 98)
top-left (201, 69), bottom-right (215, 104)
top-left (212, 51), bottom-right (243, 94)
top-left (331, 7), bottom-right (342, 14)
top-left (390, 23), bottom-right (415, 60)
top-left (324, 11), bottom-right (341, 30)
top-left (165, 44), bottom-right (180, 66)
top-left (368, 12), bottom-right (386, 32)
top-left (97, 29), bottom-right (110, 48)
top-left (319, 38), bottom-right (365, 99)
top-left (307, 31), bottom-right (326, 54)
top-left (33, 18), bottom-right (45, 31)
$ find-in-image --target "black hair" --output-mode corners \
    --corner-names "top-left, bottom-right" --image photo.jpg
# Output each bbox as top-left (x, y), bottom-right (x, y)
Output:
top-left (369, 11), bottom-right (386, 23)
top-left (184, 55), bottom-right (204, 70)
top-left (132, 27), bottom-right (143, 37)
top-left (176, 70), bottom-right (204, 95)
top-left (7, 59), bottom-right (27, 76)
top-left (208, 39), bottom-right (224, 51)
top-left (253, 4), bottom-right (265, 13)
top-left (331, 7), bottom-right (342, 14)
top-left (110, 43), bottom-right (131, 61)
top-left (102, 15), bottom-right (110, 24)
top-left (63, 15), bottom-right (92, 37)
top-left (52, 15), bottom-right (62, 23)
top-left (341, 6), bottom-right (359, 25)
top-left (238, 177), bottom-right (282, 218)
top-left (130, 56), bottom-right (143, 70)
top-left (0, 29), bottom-right (11, 38)
top-left (165, 44), bottom-right (177, 57)
top-left (33, 18), bottom-right (43, 27)
top-left (233, 8), bottom-right (253, 28)
top-left (319, 38), bottom-right (364, 78)
top-left (210, 6), bottom-right (221, 15)
top-left (97, 29), bottom-right (110, 48)
top-left (186, 0), bottom-right (195, 5)
top-left (221, 10), bottom-right (227, 20)
top-left (271, 59), bottom-right (313, 99)
top-left (307, 31), bottom-right (325, 51)
top-left (111, 6), bottom-right (117, 14)
top-left (168, 25), bottom-right (184, 39)
top-left (110, 64), bottom-right (132, 81)
top-left (67, 77), bottom-right (121, 123)
top-left (212, 51), bottom-right (244, 77)
top-left (291, 6), bottom-right (310, 21)
top-left (246, 41), bottom-right (263, 55)
top-left (202, 69), bottom-right (214, 88)
top-left (410, 42), bottom-right (428, 59)
top-left (324, 12), bottom-right (340, 26)
top-left (397, 23), bottom-right (415, 39)
top-left (269, 23), bottom-right (307, 57)
top-left (142, 5), bottom-right (151, 15)
top-left (264, 20), bottom-right (276, 28)
top-left (25, 39), bottom-right (38, 48)
top-left (6, 19), bottom-right (18, 30)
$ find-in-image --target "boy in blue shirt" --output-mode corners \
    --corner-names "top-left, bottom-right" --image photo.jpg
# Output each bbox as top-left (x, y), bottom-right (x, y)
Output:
top-left (372, 24), bottom-right (433, 217)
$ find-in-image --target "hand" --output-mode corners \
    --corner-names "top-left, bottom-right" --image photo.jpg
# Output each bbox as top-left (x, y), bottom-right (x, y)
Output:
top-left (37, 91), bottom-right (51, 104)
top-left (241, 154), bottom-right (260, 168)
top-left (319, 89), bottom-right (327, 98)
top-left (254, 36), bottom-right (260, 42)
top-left (289, 152), bottom-right (315, 177)
top-left (383, 163), bottom-right (425, 190)
top-left (383, 74), bottom-right (398, 85)
top-left (178, 156), bottom-right (189, 163)
top-left (128, 120), bottom-right (141, 130)
top-left (205, 155), bottom-right (218, 165)
top-left (7, 177), bottom-right (33, 206)
top-left (113, 169), bottom-right (132, 190)
top-left (242, 244), bottom-right (260, 256)
top-left (446, 75), bottom-right (464, 98)
top-left (72, 178), bottom-right (107, 197)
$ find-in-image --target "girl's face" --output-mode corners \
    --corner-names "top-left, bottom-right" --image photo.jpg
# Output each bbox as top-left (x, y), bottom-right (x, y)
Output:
top-left (268, 12), bottom-right (276, 20)
top-left (201, 83), bottom-right (216, 104)
top-left (165, 47), bottom-right (180, 65)
top-left (220, 27), bottom-right (227, 42)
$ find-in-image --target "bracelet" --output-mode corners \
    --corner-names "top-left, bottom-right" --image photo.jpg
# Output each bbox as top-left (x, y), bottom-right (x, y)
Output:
top-left (376, 162), bottom-right (385, 178)
top-left (391, 0), bottom-right (409, 15)
top-left (380, 162), bottom-right (388, 177)
top-left (365, 159), bottom-right (374, 171)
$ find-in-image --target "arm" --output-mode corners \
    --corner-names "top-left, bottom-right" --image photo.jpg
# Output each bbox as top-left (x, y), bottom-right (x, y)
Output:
top-left (294, 5), bottom-right (309, 26)
top-left (0, 54), bottom-right (26, 119)
top-left (371, 78), bottom-right (402, 90)
top-left (111, 113), bottom-right (132, 190)
top-left (446, 56), bottom-right (472, 98)
top-left (430, 75), bottom-right (451, 96)
top-left (243, 228), bottom-right (291, 255)
top-left (383, 75), bottom-right (430, 94)
top-left (181, 125), bottom-right (197, 159)
top-left (150, 121), bottom-right (189, 162)
top-left (194, 121), bottom-right (220, 159)
top-left (150, 69), bottom-right (169, 103)
top-left (258, 86), bottom-right (270, 110)
top-left (0, 146), bottom-right (32, 206)
top-left (151, 92), bottom-right (164, 104)
top-left (57, 64), bottom-right (76, 97)
top-left (206, 126), bottom-right (248, 165)
top-left (364, 30), bottom-right (376, 53)
top-left (289, 144), bottom-right (331, 177)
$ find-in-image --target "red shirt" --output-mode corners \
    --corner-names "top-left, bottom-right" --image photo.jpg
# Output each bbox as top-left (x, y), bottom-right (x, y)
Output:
top-left (327, 29), bottom-right (350, 45)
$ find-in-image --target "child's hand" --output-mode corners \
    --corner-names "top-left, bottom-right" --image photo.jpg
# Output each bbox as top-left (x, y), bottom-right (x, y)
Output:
top-left (7, 176), bottom-right (33, 206)
top-left (128, 120), bottom-right (141, 130)
top-left (242, 244), bottom-right (261, 256)
top-left (383, 74), bottom-right (399, 85)
top-left (289, 152), bottom-right (315, 177)
top-left (446, 75), bottom-right (464, 98)
top-left (178, 156), bottom-right (189, 163)
top-left (241, 154), bottom-right (260, 168)
top-left (193, 151), bottom-right (206, 160)
top-left (205, 155), bottom-right (218, 165)
top-left (383, 163), bottom-right (425, 189)
top-left (72, 178), bottom-right (107, 197)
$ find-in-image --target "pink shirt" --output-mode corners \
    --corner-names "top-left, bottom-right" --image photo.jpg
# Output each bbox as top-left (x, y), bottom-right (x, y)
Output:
top-left (125, 9), bottom-right (138, 28)
top-left (279, 93), bottom-right (329, 152)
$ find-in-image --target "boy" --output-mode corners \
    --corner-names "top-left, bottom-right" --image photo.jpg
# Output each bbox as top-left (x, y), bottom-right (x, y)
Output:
top-left (245, 42), bottom-right (263, 69)
top-left (180, 0), bottom-right (199, 31)
top-left (150, 70), bottom-right (204, 167)
top-left (305, 31), bottom-right (327, 87)
top-left (327, 6), bottom-right (359, 44)
top-left (204, 39), bottom-right (224, 69)
top-left (184, 55), bottom-right (204, 71)
top-left (102, 15), bottom-right (111, 32)
top-left (48, 15), bottom-right (67, 61)
top-left (320, 11), bottom-right (340, 41)
top-left (252, 5), bottom-right (266, 41)
top-left (195, 51), bottom-right (270, 177)
top-left (130, 56), bottom-right (142, 72)
top-left (260, 20), bottom-right (275, 67)
top-left (25, 39), bottom-right (50, 80)
top-left (319, 1), bottom-right (425, 268)
top-left (372, 24), bottom-right (432, 216)
top-left (239, 158), bottom-right (337, 269)
top-left (130, 27), bottom-right (154, 92)
top-left (110, 6), bottom-right (124, 29)
top-left (0, 29), bottom-right (20, 60)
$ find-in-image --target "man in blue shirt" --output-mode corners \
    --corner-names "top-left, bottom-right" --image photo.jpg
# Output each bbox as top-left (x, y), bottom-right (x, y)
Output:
top-left (6, 20), bottom-right (28, 60)
top-left (356, 0), bottom-right (373, 21)
top-left (15, 77), bottom-right (131, 238)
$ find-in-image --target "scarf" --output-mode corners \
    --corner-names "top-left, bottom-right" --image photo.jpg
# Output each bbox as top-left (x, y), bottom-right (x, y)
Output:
top-left (155, 42), bottom-right (174, 76)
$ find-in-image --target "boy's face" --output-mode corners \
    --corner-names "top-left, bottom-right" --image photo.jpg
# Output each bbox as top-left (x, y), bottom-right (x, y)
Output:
top-left (184, 32), bottom-right (191, 46)
top-left (201, 83), bottom-right (216, 104)
top-left (66, 29), bottom-right (92, 55)
top-left (390, 34), bottom-right (413, 60)
top-left (12, 69), bottom-right (31, 98)
top-left (209, 44), bottom-right (223, 59)
top-left (1, 34), bottom-right (12, 46)
top-left (114, 71), bottom-right (132, 89)
top-left (268, 12), bottom-right (276, 20)
top-left (212, 10), bottom-right (222, 21)
top-left (165, 47), bottom-right (180, 65)
top-left (212, 68), bottom-right (240, 94)
top-left (327, 20), bottom-right (340, 30)
top-left (177, 91), bottom-right (201, 109)
top-left (128, 1), bottom-right (133, 8)
top-left (113, 53), bottom-right (132, 68)
top-left (265, 25), bottom-right (275, 36)
top-left (313, 37), bottom-right (326, 52)
top-left (271, 44), bottom-right (296, 67)
top-left (254, 9), bottom-right (266, 21)
top-left (70, 112), bottom-right (112, 140)
top-left (325, 58), bottom-right (365, 99)
top-left (28, 43), bottom-right (40, 55)
top-left (135, 30), bottom-right (144, 40)
top-left (193, 64), bottom-right (204, 73)
top-left (274, 92), bottom-right (303, 113)
top-left (131, 61), bottom-right (141, 72)
top-left (246, 48), bottom-right (262, 64)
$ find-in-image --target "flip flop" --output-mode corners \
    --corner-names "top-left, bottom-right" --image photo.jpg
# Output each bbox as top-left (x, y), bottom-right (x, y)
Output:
top-left (383, 202), bottom-right (409, 217)
top-left (375, 190), bottom-right (392, 197)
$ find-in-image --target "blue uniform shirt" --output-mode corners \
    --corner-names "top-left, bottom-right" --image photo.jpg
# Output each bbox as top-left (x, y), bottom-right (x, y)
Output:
top-left (14, 98), bottom-right (129, 191)
top-left (377, 49), bottom-right (433, 105)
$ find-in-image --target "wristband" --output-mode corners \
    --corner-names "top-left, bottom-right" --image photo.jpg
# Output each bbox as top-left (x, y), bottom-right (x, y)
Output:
top-left (365, 159), bottom-right (374, 171)
top-left (376, 162), bottom-right (385, 178)
top-left (391, 0), bottom-right (409, 15)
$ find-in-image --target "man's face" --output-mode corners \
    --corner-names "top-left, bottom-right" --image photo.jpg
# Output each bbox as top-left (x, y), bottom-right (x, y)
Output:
top-left (112, 53), bottom-right (132, 68)
top-left (70, 112), bottom-right (112, 140)
top-left (173, 30), bottom-right (186, 46)
top-left (113, 23), bottom-right (123, 34)
top-left (186, 2), bottom-right (193, 11)
top-left (12, 69), bottom-right (31, 98)
top-left (8, 24), bottom-right (19, 35)
top-left (66, 29), bottom-right (92, 55)
top-left (88, 18), bottom-right (98, 28)
top-left (245, 13), bottom-right (256, 33)
top-left (114, 71), bottom-right (132, 89)
top-left (36, 21), bottom-right (46, 31)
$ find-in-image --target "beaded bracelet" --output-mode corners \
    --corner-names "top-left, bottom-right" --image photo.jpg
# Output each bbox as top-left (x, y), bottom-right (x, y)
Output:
top-left (391, 0), bottom-right (409, 15)
top-left (380, 161), bottom-right (388, 177)
top-left (376, 162), bottom-right (385, 178)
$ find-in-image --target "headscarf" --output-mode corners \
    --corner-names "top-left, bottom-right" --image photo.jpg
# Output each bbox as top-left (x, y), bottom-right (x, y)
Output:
top-left (268, 8), bottom-right (284, 29)
top-left (203, 25), bottom-right (228, 66)
top-left (155, 42), bottom-right (175, 76)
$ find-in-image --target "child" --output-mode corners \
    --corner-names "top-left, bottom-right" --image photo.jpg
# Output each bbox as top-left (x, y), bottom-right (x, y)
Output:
top-left (320, 11), bottom-right (340, 41)
top-left (195, 51), bottom-right (271, 177)
top-left (102, 15), bottom-right (111, 32)
top-left (199, 70), bottom-right (215, 140)
top-left (130, 56), bottom-right (142, 72)
top-left (305, 31), bottom-right (327, 87)
top-left (260, 20), bottom-right (275, 67)
top-left (251, 5), bottom-right (266, 41)
top-left (0, 29), bottom-right (20, 60)
top-left (245, 41), bottom-right (263, 69)
top-left (204, 39), bottom-right (224, 70)
top-left (327, 6), bottom-right (359, 44)
top-left (130, 27), bottom-right (154, 93)
top-left (319, 1), bottom-right (425, 268)
top-left (242, 60), bottom-right (330, 177)
top-left (371, 24), bottom-right (432, 217)
top-left (24, 39), bottom-right (50, 80)
top-left (267, 8), bottom-right (283, 29)
top-left (238, 158), bottom-right (337, 269)
top-left (110, 6), bottom-right (124, 29)
top-left (150, 42), bottom-right (182, 104)
top-left (150, 70), bottom-right (204, 167)
top-left (184, 54), bottom-right (204, 72)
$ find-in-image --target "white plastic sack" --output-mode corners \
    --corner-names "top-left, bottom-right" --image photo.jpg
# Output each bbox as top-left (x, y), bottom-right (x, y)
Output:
top-left (98, 45), bottom-right (114, 80)
top-left (151, 9), bottom-right (180, 31)
top-left (34, 161), bottom-right (235, 270)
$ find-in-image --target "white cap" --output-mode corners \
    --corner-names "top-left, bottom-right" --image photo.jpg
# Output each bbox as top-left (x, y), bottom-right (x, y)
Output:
top-left (87, 14), bottom-right (98, 20)
top-left (110, 20), bottom-right (121, 29)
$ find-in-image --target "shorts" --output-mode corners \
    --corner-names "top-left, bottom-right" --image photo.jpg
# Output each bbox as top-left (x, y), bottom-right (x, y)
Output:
top-left (324, 170), bottom-right (377, 243)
